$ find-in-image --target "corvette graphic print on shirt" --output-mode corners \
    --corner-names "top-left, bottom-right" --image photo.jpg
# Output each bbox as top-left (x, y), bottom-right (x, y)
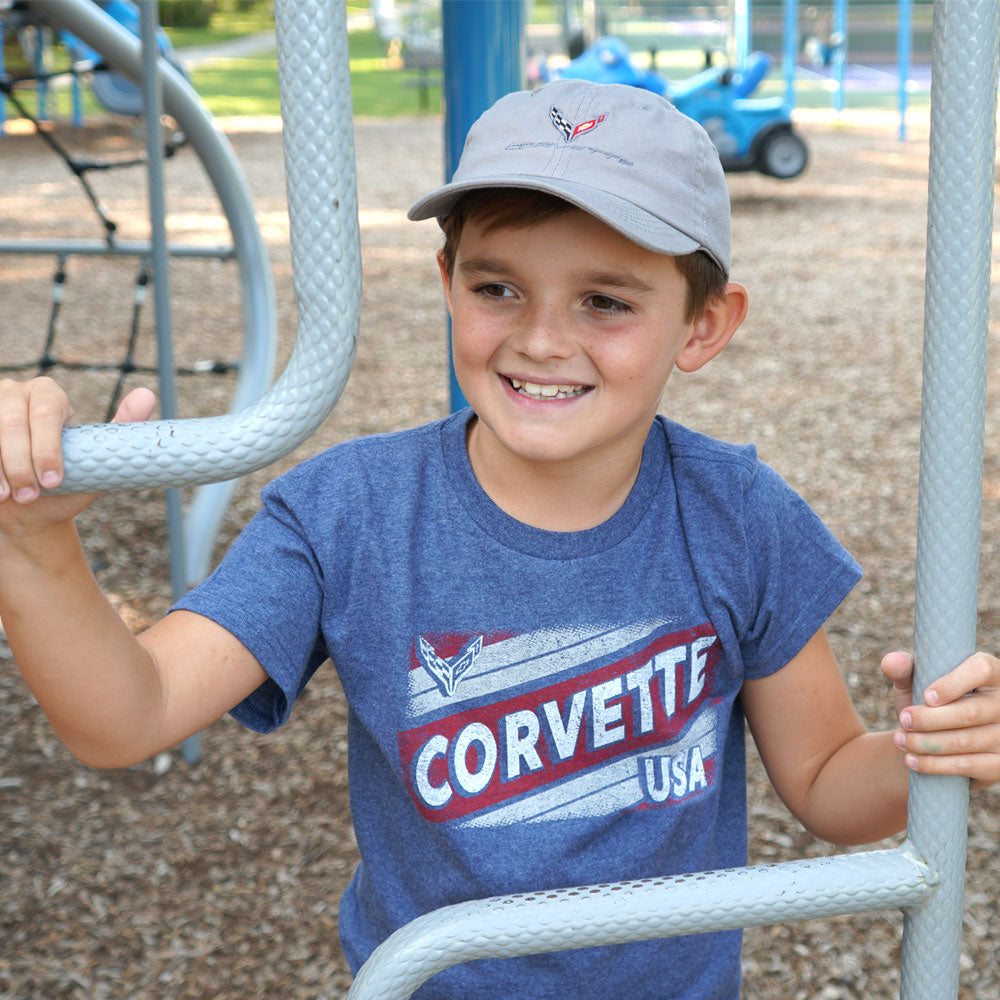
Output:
top-left (398, 620), bottom-right (721, 827)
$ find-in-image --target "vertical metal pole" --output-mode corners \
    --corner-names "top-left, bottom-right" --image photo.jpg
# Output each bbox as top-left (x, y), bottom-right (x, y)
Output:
top-left (733, 0), bottom-right (750, 67)
top-left (71, 71), bottom-right (83, 127)
top-left (441, 0), bottom-right (526, 412)
top-left (900, 0), bottom-right (998, 996)
top-left (139, 0), bottom-right (184, 600)
top-left (559, 0), bottom-right (573, 47)
top-left (0, 25), bottom-right (6, 135)
top-left (138, 1), bottom-right (198, 763)
top-left (831, 0), bottom-right (846, 113)
top-left (34, 26), bottom-right (49, 121)
top-left (782, 0), bottom-right (797, 108)
top-left (898, 0), bottom-right (912, 140)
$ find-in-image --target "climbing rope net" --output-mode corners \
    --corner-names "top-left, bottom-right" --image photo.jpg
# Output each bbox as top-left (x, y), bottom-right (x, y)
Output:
top-left (0, 252), bottom-right (240, 424)
top-left (1, 77), bottom-right (240, 423)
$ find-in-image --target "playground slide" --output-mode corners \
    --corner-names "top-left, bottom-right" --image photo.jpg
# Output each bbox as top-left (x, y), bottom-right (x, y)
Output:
top-left (57, 0), bottom-right (188, 116)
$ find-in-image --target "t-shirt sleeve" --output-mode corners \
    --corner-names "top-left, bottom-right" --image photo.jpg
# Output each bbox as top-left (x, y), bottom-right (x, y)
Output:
top-left (171, 476), bottom-right (330, 734)
top-left (668, 424), bottom-right (861, 682)
top-left (737, 458), bottom-right (862, 679)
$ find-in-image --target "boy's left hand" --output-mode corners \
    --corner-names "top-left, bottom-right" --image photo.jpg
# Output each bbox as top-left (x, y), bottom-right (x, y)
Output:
top-left (882, 650), bottom-right (1000, 790)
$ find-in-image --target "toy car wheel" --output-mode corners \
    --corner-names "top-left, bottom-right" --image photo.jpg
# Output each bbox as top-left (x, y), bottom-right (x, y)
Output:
top-left (757, 129), bottom-right (808, 179)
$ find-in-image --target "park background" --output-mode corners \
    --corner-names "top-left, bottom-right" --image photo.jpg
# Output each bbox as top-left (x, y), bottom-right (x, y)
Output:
top-left (1, 2), bottom-right (999, 998)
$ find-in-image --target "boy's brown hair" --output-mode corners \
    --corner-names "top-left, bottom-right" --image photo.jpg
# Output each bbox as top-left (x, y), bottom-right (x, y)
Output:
top-left (439, 188), bottom-right (728, 324)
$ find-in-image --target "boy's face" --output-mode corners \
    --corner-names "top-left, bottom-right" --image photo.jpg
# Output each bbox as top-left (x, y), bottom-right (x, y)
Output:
top-left (439, 207), bottom-right (721, 487)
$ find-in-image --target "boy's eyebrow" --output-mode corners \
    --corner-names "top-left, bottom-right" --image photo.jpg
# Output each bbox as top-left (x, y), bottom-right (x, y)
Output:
top-left (457, 256), bottom-right (511, 278)
top-left (457, 257), bottom-right (656, 294)
top-left (573, 269), bottom-right (656, 294)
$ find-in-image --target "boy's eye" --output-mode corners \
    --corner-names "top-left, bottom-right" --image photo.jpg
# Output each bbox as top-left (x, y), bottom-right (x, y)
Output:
top-left (475, 282), bottom-right (514, 300)
top-left (587, 294), bottom-right (631, 315)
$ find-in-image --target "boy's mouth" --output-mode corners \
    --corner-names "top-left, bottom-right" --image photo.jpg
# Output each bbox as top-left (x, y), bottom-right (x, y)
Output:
top-left (507, 377), bottom-right (590, 401)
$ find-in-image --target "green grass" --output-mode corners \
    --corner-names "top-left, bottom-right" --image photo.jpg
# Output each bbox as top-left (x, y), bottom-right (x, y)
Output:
top-left (187, 27), bottom-right (442, 119)
top-left (162, 3), bottom-right (276, 50)
top-left (345, 29), bottom-right (442, 117)
top-left (165, 2), bottom-right (441, 118)
top-left (3, 23), bottom-right (440, 123)
top-left (529, 1), bottom-right (559, 24)
top-left (188, 53), bottom-right (282, 117)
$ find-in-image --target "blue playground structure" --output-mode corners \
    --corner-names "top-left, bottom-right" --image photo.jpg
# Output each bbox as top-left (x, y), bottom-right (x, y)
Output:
top-left (552, 36), bottom-right (808, 178)
top-left (0, 0), bottom-right (187, 128)
top-left (57, 0), bottom-right (187, 116)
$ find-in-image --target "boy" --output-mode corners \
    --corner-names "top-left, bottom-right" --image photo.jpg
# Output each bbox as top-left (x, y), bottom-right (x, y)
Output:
top-left (2, 79), bottom-right (1000, 999)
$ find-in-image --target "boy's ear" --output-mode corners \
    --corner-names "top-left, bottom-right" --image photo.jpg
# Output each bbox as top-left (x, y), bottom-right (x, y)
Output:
top-left (436, 248), bottom-right (454, 315)
top-left (675, 282), bottom-right (748, 373)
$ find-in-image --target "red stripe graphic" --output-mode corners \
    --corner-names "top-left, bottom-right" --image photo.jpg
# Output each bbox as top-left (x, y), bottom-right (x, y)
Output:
top-left (399, 623), bottom-right (718, 823)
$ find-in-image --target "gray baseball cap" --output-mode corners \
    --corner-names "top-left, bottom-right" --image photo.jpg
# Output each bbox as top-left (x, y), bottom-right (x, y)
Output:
top-left (407, 78), bottom-right (731, 276)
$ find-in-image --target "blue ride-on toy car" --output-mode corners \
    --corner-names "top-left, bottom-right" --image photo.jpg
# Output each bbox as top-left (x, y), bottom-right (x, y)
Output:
top-left (551, 37), bottom-right (809, 180)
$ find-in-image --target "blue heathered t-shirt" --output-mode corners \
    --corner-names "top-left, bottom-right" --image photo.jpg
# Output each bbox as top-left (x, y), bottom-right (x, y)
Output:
top-left (174, 410), bottom-right (861, 1000)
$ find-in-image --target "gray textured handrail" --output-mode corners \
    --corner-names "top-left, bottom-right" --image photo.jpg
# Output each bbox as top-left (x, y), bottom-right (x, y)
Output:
top-left (33, 0), bottom-right (360, 493)
top-left (347, 845), bottom-right (932, 999)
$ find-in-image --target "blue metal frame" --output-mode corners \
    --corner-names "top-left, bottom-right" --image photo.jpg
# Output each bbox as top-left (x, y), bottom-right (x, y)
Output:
top-left (782, 0), bottom-right (798, 107)
top-left (832, 0), bottom-right (847, 112)
top-left (898, 0), bottom-right (913, 139)
top-left (441, 0), bottom-right (526, 413)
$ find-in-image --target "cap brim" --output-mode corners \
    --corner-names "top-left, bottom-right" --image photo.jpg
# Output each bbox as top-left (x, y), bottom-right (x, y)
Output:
top-left (407, 174), bottom-right (704, 261)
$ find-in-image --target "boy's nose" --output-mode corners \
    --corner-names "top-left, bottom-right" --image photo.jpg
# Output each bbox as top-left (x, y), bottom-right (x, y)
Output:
top-left (509, 304), bottom-right (575, 360)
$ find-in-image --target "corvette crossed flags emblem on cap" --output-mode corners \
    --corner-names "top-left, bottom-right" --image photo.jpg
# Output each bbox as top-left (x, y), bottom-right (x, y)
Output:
top-left (550, 105), bottom-right (607, 142)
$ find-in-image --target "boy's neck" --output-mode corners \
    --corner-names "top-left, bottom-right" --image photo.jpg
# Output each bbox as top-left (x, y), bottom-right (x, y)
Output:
top-left (465, 417), bottom-right (648, 532)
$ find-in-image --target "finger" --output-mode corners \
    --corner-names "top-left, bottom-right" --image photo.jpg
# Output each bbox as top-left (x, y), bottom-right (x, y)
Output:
top-left (896, 720), bottom-right (1000, 756)
top-left (881, 650), bottom-right (915, 719)
top-left (0, 381), bottom-right (40, 502)
top-left (901, 686), bottom-right (1000, 735)
top-left (111, 387), bottom-right (156, 425)
top-left (923, 652), bottom-right (1000, 707)
top-left (27, 378), bottom-right (73, 493)
top-left (899, 744), bottom-right (1000, 789)
top-left (0, 412), bottom-right (25, 501)
top-left (881, 650), bottom-right (914, 690)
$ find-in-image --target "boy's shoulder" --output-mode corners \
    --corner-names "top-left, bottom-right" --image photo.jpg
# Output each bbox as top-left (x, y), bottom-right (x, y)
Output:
top-left (262, 417), bottom-right (454, 513)
top-left (657, 416), bottom-right (804, 525)
top-left (274, 415), bottom-right (452, 487)
top-left (658, 415), bottom-right (761, 481)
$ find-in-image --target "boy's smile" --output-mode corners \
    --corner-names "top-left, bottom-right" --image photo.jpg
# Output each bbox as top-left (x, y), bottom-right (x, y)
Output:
top-left (438, 208), bottom-right (741, 529)
top-left (506, 378), bottom-right (589, 401)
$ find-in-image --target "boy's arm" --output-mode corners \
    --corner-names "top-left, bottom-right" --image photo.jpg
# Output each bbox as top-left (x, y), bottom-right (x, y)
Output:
top-left (0, 378), bottom-right (267, 768)
top-left (741, 628), bottom-right (1000, 846)
top-left (3, 529), bottom-right (267, 767)
top-left (741, 629), bottom-right (908, 845)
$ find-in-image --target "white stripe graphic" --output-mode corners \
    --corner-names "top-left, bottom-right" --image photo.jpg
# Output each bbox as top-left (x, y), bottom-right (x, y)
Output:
top-left (457, 704), bottom-right (720, 829)
top-left (408, 618), bottom-right (684, 719)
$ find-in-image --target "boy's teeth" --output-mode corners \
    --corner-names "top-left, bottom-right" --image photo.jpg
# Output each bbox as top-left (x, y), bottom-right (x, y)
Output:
top-left (509, 378), bottom-right (586, 400)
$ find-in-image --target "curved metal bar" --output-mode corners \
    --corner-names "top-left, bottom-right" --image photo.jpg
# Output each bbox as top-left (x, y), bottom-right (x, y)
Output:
top-left (31, 0), bottom-right (359, 493)
top-left (348, 846), bottom-right (932, 1000)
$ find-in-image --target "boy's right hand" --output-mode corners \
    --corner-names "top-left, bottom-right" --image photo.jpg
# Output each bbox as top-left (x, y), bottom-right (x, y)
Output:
top-left (0, 377), bottom-right (265, 768)
top-left (0, 377), bottom-right (156, 532)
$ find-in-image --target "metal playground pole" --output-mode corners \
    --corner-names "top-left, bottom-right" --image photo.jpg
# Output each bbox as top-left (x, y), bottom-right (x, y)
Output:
top-left (901, 0), bottom-right (998, 994)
